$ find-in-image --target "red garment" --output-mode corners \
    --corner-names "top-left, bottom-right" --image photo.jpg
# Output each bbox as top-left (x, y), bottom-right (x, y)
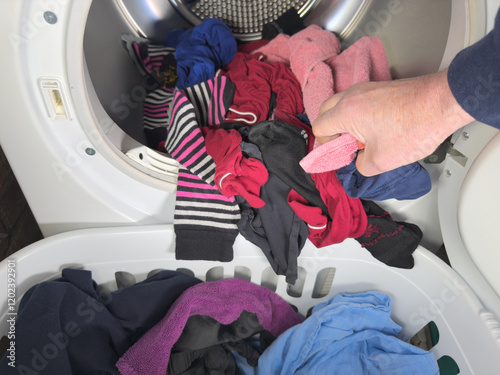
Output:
top-left (205, 128), bottom-right (268, 208)
top-left (288, 172), bottom-right (367, 248)
top-left (221, 52), bottom-right (304, 125)
top-left (237, 39), bottom-right (269, 54)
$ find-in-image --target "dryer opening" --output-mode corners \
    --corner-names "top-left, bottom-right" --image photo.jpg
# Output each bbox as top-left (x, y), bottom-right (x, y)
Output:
top-left (81, 0), bottom-right (472, 187)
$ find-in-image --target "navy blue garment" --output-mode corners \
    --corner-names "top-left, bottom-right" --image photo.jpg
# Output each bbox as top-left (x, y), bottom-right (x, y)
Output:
top-left (164, 28), bottom-right (186, 48)
top-left (175, 18), bottom-right (237, 90)
top-left (448, 8), bottom-right (500, 128)
top-left (296, 113), bottom-right (311, 127)
top-left (0, 268), bottom-right (201, 374)
top-left (336, 154), bottom-right (431, 201)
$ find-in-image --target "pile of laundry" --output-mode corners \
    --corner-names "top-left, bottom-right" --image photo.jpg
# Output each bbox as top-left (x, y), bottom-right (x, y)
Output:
top-left (0, 268), bottom-right (439, 374)
top-left (121, 17), bottom-right (432, 284)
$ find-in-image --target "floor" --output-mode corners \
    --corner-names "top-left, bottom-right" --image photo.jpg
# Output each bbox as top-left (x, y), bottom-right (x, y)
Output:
top-left (0, 146), bottom-right (43, 262)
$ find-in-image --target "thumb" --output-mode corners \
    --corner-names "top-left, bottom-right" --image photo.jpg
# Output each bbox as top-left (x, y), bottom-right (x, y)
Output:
top-left (355, 148), bottom-right (382, 177)
top-left (312, 94), bottom-right (347, 144)
top-left (319, 92), bottom-right (344, 114)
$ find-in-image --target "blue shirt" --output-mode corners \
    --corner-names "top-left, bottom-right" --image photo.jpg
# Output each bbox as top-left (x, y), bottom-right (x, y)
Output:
top-left (235, 292), bottom-right (439, 375)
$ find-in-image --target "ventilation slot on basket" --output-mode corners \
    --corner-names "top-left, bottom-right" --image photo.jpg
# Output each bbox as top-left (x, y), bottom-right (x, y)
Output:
top-left (437, 355), bottom-right (460, 375)
top-left (312, 267), bottom-right (336, 299)
top-left (115, 271), bottom-right (137, 289)
top-left (260, 267), bottom-right (278, 292)
top-left (286, 267), bottom-right (306, 298)
top-left (176, 268), bottom-right (195, 278)
top-left (147, 269), bottom-right (166, 278)
top-left (410, 321), bottom-right (439, 350)
top-left (206, 266), bottom-right (224, 281)
top-left (234, 266), bottom-right (251, 282)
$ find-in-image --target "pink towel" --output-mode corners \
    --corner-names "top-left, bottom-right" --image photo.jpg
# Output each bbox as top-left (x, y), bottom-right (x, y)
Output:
top-left (255, 25), bottom-right (341, 123)
top-left (300, 135), bottom-right (359, 173)
top-left (254, 25), bottom-right (391, 171)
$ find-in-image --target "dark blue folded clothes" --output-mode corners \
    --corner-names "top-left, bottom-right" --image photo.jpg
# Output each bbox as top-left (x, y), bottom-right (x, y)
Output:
top-left (0, 268), bottom-right (201, 374)
top-left (337, 155), bottom-right (431, 201)
top-left (174, 18), bottom-right (237, 90)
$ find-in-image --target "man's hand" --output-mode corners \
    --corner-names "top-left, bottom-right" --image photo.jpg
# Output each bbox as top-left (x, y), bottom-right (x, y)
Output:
top-left (312, 68), bottom-right (474, 176)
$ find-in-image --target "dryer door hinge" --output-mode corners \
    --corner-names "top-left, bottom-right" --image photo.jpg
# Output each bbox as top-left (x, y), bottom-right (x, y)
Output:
top-left (424, 136), bottom-right (468, 167)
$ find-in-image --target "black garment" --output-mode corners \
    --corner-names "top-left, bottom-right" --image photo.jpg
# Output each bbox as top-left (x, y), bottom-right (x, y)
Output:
top-left (168, 311), bottom-right (270, 375)
top-left (0, 269), bottom-right (201, 374)
top-left (237, 142), bottom-right (309, 284)
top-left (355, 200), bottom-right (422, 269)
top-left (262, 8), bottom-right (305, 40)
top-left (247, 120), bottom-right (329, 216)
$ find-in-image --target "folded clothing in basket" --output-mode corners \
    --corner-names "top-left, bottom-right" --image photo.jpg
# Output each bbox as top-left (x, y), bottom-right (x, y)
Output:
top-left (234, 291), bottom-right (439, 375)
top-left (0, 268), bottom-right (201, 374)
top-left (116, 278), bottom-right (303, 375)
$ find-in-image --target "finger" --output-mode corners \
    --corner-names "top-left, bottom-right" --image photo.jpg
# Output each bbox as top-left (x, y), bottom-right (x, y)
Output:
top-left (312, 109), bottom-right (346, 140)
top-left (315, 134), bottom-right (341, 145)
top-left (319, 92), bottom-right (343, 114)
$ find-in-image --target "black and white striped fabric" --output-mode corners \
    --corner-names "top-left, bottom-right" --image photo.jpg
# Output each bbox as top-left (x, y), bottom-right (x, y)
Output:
top-left (183, 76), bottom-right (235, 127)
top-left (166, 82), bottom-right (240, 261)
top-left (174, 167), bottom-right (241, 261)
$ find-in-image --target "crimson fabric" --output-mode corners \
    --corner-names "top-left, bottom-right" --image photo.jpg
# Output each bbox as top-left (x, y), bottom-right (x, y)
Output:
top-left (288, 172), bottom-right (367, 248)
top-left (237, 39), bottom-right (269, 54)
top-left (205, 128), bottom-right (268, 208)
top-left (221, 52), bottom-right (304, 125)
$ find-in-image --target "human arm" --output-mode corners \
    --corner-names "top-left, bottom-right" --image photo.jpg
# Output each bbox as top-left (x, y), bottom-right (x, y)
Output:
top-left (312, 9), bottom-right (500, 177)
top-left (312, 68), bottom-right (474, 176)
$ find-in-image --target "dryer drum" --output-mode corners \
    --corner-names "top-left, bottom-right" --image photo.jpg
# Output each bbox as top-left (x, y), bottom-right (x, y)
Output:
top-left (169, 0), bottom-right (318, 40)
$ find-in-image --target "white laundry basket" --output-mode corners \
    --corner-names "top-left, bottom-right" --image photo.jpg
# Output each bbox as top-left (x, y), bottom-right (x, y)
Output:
top-left (1, 224), bottom-right (500, 374)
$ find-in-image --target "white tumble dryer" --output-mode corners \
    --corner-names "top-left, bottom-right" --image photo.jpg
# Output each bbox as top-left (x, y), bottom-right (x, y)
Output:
top-left (0, 0), bottom-right (493, 241)
top-left (1, 0), bottom-right (500, 373)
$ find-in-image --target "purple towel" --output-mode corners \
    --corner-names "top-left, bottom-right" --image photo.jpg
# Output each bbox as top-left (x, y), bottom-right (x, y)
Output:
top-left (116, 278), bottom-right (303, 375)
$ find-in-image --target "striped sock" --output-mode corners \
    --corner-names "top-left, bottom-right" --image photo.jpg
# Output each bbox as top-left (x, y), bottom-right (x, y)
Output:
top-left (183, 76), bottom-right (235, 126)
top-left (121, 35), bottom-right (177, 88)
top-left (174, 168), bottom-right (240, 261)
top-left (166, 87), bottom-right (240, 261)
top-left (143, 87), bottom-right (174, 149)
top-left (165, 90), bottom-right (216, 183)
top-left (134, 42), bottom-right (177, 88)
